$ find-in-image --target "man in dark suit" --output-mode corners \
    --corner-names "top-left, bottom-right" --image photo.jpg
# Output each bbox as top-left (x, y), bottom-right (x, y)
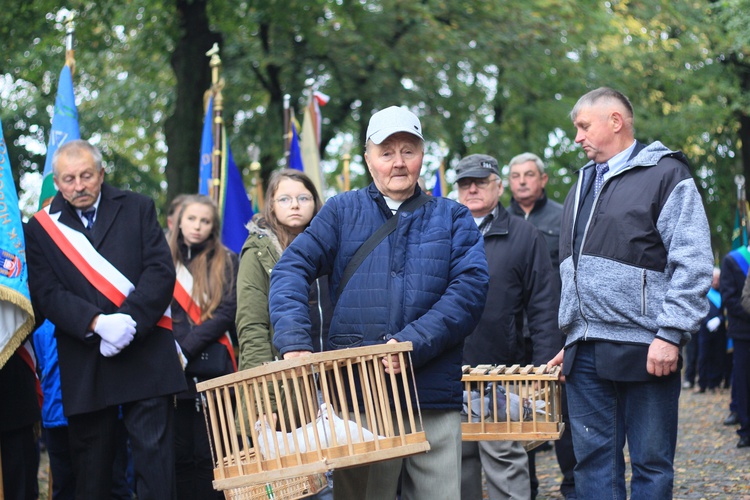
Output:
top-left (25, 139), bottom-right (187, 499)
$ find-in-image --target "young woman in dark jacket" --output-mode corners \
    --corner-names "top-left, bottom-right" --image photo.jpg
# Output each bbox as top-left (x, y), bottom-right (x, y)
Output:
top-left (168, 194), bottom-right (238, 500)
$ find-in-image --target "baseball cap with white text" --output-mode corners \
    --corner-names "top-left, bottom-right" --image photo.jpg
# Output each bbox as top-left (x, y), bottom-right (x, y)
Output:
top-left (366, 106), bottom-right (424, 145)
top-left (455, 154), bottom-right (500, 181)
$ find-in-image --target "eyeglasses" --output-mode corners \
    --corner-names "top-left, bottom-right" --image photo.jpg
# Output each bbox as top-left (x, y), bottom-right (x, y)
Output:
top-left (274, 194), bottom-right (314, 207)
top-left (457, 177), bottom-right (495, 190)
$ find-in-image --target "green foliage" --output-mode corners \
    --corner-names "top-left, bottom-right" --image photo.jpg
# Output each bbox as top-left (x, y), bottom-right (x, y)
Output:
top-left (0, 0), bottom-right (748, 254)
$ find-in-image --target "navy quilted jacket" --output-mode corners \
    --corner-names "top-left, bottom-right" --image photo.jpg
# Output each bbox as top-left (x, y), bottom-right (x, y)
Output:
top-left (270, 184), bottom-right (489, 409)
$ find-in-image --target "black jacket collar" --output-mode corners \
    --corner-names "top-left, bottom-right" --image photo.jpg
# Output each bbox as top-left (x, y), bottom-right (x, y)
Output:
top-left (509, 190), bottom-right (549, 217)
top-left (483, 203), bottom-right (510, 237)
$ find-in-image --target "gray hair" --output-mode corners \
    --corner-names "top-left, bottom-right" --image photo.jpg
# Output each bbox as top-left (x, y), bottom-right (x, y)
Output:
top-left (570, 87), bottom-right (634, 123)
top-left (52, 139), bottom-right (104, 176)
top-left (508, 152), bottom-right (546, 175)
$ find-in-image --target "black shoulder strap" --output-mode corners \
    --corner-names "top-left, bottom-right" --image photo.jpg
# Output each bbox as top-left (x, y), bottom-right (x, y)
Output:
top-left (338, 193), bottom-right (431, 295)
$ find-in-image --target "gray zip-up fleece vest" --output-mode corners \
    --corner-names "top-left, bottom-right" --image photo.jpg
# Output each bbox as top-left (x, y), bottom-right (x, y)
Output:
top-left (558, 141), bottom-right (713, 348)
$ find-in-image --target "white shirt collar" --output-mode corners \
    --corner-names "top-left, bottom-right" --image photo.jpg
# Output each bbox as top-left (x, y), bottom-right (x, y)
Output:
top-left (76, 192), bottom-right (102, 224)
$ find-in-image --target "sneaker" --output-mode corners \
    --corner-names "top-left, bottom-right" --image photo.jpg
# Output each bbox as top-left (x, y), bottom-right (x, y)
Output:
top-left (724, 411), bottom-right (740, 426)
top-left (682, 381), bottom-right (693, 389)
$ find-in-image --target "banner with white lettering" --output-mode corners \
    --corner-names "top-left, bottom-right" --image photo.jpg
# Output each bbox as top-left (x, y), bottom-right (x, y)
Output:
top-left (0, 117), bottom-right (35, 369)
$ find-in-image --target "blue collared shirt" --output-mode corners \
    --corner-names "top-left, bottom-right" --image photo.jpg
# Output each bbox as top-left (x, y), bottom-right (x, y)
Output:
top-left (601, 140), bottom-right (637, 182)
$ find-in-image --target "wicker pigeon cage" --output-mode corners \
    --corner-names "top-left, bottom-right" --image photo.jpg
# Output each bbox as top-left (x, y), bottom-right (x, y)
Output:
top-left (195, 343), bottom-right (430, 494)
top-left (221, 473), bottom-right (327, 500)
top-left (461, 364), bottom-right (564, 450)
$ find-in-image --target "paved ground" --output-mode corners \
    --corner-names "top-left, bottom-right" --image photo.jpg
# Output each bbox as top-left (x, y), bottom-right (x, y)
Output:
top-left (530, 386), bottom-right (750, 499)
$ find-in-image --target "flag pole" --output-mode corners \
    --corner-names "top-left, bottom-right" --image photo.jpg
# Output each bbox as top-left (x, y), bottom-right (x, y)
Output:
top-left (248, 145), bottom-right (264, 212)
top-left (40, 11), bottom-right (81, 210)
top-left (342, 152), bottom-right (351, 192)
top-left (207, 43), bottom-right (224, 205)
top-left (65, 12), bottom-right (76, 74)
top-left (439, 157), bottom-right (447, 196)
top-left (341, 139), bottom-right (352, 192)
top-left (283, 94), bottom-right (291, 165)
top-left (734, 175), bottom-right (748, 249)
top-left (741, 175), bottom-right (748, 248)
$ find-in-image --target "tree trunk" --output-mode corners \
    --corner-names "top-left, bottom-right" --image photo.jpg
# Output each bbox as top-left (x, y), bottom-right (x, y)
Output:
top-left (164, 0), bottom-right (221, 208)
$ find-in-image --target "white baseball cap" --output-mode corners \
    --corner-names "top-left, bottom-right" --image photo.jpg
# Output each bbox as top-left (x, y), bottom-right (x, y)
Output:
top-left (366, 106), bottom-right (424, 144)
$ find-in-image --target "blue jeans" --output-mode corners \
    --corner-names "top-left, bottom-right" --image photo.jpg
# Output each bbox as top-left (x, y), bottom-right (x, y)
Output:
top-left (566, 342), bottom-right (680, 500)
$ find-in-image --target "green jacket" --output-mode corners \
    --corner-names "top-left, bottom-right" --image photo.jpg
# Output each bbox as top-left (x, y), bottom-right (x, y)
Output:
top-left (236, 219), bottom-right (283, 373)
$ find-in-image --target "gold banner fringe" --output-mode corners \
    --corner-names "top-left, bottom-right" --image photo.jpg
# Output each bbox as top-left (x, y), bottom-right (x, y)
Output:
top-left (0, 287), bottom-right (36, 370)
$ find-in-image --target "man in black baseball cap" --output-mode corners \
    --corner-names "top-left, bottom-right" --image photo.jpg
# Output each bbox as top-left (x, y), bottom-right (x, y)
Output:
top-left (456, 153), bottom-right (562, 500)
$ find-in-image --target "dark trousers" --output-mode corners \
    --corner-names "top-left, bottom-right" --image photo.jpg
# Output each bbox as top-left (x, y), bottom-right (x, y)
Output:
top-left (0, 424), bottom-right (39, 500)
top-left (529, 385), bottom-right (576, 499)
top-left (46, 423), bottom-right (132, 500)
top-left (68, 396), bottom-right (176, 500)
top-left (683, 335), bottom-right (698, 385)
top-left (733, 339), bottom-right (750, 439)
top-left (697, 329), bottom-right (727, 390)
top-left (45, 426), bottom-right (76, 500)
top-left (174, 397), bottom-right (223, 500)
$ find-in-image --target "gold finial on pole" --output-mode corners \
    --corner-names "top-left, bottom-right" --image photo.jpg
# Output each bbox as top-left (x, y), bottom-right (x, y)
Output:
top-left (207, 43), bottom-right (224, 204)
top-left (207, 43), bottom-right (221, 82)
top-left (64, 11), bottom-right (76, 74)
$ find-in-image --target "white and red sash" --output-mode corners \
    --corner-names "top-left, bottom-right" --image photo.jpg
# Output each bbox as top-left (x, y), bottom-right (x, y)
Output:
top-left (174, 264), bottom-right (237, 371)
top-left (34, 207), bottom-right (172, 330)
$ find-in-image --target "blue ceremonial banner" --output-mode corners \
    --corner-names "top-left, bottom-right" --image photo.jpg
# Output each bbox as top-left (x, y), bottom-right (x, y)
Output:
top-left (288, 122), bottom-right (304, 172)
top-left (0, 117), bottom-right (36, 369)
top-left (39, 64), bottom-right (80, 209)
top-left (220, 143), bottom-right (253, 253)
top-left (198, 97), bottom-right (214, 196)
top-left (198, 96), bottom-right (253, 254)
top-left (432, 168), bottom-right (443, 197)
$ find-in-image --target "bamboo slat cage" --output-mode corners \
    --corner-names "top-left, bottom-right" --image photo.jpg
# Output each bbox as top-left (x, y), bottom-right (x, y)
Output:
top-left (461, 364), bottom-right (564, 450)
top-left (222, 473), bottom-right (326, 500)
top-left (195, 343), bottom-right (430, 493)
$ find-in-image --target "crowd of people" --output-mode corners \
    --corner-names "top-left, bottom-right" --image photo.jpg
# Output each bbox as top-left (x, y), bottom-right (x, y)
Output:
top-left (0, 86), bottom-right (743, 500)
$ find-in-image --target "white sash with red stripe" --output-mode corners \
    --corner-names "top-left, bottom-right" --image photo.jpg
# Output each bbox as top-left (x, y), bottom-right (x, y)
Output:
top-left (174, 264), bottom-right (236, 371)
top-left (34, 207), bottom-right (172, 330)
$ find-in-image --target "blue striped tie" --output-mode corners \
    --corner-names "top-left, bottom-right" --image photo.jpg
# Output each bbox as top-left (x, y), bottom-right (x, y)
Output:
top-left (594, 162), bottom-right (609, 198)
top-left (82, 209), bottom-right (95, 230)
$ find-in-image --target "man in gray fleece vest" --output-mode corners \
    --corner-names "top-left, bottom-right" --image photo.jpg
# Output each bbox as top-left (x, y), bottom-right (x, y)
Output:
top-left (549, 87), bottom-right (713, 499)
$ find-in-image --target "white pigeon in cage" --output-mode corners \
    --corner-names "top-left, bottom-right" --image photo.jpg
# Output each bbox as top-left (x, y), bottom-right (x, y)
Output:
top-left (254, 404), bottom-right (380, 459)
top-left (317, 403), bottom-right (380, 445)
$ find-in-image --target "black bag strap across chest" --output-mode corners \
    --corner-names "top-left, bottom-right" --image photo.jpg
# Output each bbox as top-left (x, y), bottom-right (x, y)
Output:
top-left (338, 193), bottom-right (431, 294)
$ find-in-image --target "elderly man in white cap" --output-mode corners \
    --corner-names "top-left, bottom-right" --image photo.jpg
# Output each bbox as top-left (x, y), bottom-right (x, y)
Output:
top-left (269, 106), bottom-right (490, 499)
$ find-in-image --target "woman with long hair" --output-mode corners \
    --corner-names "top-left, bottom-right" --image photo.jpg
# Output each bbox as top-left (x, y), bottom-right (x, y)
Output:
top-left (168, 194), bottom-right (238, 500)
top-left (236, 169), bottom-right (329, 373)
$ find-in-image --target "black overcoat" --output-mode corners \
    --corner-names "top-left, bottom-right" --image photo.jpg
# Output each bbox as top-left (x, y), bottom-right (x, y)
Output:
top-left (25, 183), bottom-right (186, 416)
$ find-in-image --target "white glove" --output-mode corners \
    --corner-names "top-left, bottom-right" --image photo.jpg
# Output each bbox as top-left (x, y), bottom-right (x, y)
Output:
top-left (706, 317), bottom-right (721, 333)
top-left (100, 338), bottom-right (121, 357)
top-left (94, 313), bottom-right (136, 350)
